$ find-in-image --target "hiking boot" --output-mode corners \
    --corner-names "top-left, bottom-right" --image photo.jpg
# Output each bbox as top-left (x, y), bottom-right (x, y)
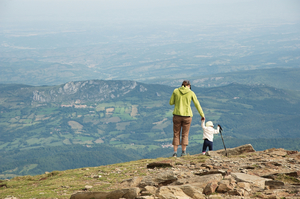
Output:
top-left (181, 151), bottom-right (187, 157)
top-left (172, 152), bottom-right (177, 157)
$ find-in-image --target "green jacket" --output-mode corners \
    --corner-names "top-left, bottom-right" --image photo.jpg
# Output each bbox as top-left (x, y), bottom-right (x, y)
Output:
top-left (169, 86), bottom-right (205, 118)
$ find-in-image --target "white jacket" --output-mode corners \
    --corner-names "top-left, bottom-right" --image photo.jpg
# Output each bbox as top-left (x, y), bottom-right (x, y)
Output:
top-left (201, 120), bottom-right (220, 142)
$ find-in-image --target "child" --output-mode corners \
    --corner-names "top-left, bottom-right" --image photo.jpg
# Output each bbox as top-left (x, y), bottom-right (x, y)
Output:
top-left (201, 119), bottom-right (220, 155)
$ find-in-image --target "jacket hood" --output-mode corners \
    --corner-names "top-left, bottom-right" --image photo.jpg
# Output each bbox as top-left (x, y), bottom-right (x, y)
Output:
top-left (178, 86), bottom-right (191, 95)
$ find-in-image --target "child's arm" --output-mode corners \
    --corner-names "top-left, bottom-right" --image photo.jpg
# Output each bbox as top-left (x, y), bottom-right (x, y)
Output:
top-left (214, 126), bottom-right (220, 134)
top-left (201, 119), bottom-right (206, 129)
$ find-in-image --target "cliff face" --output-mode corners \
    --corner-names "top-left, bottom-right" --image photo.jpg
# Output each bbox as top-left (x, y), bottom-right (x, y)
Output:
top-left (32, 80), bottom-right (143, 103)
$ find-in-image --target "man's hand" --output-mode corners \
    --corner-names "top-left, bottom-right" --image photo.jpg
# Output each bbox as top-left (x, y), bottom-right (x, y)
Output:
top-left (201, 117), bottom-right (205, 121)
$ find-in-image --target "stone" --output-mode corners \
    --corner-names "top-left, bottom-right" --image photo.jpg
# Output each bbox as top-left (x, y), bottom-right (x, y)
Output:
top-left (216, 180), bottom-right (233, 193)
top-left (203, 182), bottom-right (218, 195)
top-left (123, 188), bottom-right (141, 199)
top-left (106, 189), bottom-right (128, 199)
top-left (231, 173), bottom-right (271, 189)
top-left (70, 191), bottom-right (108, 199)
top-left (156, 186), bottom-right (191, 199)
top-left (208, 195), bottom-right (224, 199)
top-left (195, 169), bottom-right (227, 177)
top-left (265, 180), bottom-right (285, 188)
top-left (84, 185), bottom-right (93, 190)
top-left (172, 174), bottom-right (223, 189)
top-left (285, 171), bottom-right (300, 177)
top-left (218, 144), bottom-right (255, 156)
top-left (237, 182), bottom-right (251, 192)
top-left (121, 177), bottom-right (143, 187)
top-left (179, 185), bottom-right (205, 199)
top-left (141, 186), bottom-right (157, 196)
top-left (139, 171), bottom-right (177, 188)
top-left (147, 160), bottom-right (173, 169)
top-left (227, 188), bottom-right (244, 196)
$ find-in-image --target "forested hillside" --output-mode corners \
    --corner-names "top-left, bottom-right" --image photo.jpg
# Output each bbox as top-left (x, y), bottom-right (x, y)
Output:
top-left (0, 80), bottom-right (299, 178)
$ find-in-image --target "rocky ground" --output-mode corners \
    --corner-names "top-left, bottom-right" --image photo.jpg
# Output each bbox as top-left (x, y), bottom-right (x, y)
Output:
top-left (71, 144), bottom-right (300, 199)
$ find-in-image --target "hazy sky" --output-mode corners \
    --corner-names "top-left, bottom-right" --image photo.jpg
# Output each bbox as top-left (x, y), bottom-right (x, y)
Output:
top-left (1, 0), bottom-right (300, 26)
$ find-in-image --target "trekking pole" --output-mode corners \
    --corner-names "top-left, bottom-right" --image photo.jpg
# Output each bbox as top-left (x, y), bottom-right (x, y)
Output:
top-left (218, 124), bottom-right (227, 156)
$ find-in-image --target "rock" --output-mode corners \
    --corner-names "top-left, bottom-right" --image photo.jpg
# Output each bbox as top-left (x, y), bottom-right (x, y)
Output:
top-left (4, 197), bottom-right (18, 199)
top-left (203, 182), bottom-right (218, 195)
top-left (139, 171), bottom-right (177, 188)
top-left (121, 177), bottom-right (143, 187)
top-left (237, 182), bottom-right (251, 192)
top-left (156, 186), bottom-right (191, 199)
top-left (227, 188), bottom-right (244, 196)
top-left (147, 160), bottom-right (173, 169)
top-left (106, 188), bottom-right (140, 199)
top-left (140, 186), bottom-right (157, 196)
top-left (265, 180), bottom-right (285, 188)
top-left (172, 174), bottom-right (223, 189)
top-left (285, 171), bottom-right (300, 177)
top-left (70, 191), bottom-right (108, 199)
top-left (220, 144), bottom-right (255, 156)
top-left (84, 185), bottom-right (93, 190)
top-left (179, 185), bottom-right (206, 199)
top-left (70, 188), bottom-right (140, 199)
top-left (216, 180), bottom-right (233, 193)
top-left (195, 169), bottom-right (227, 177)
top-left (231, 173), bottom-right (271, 189)
top-left (208, 195), bottom-right (224, 199)
top-left (122, 188), bottom-right (141, 199)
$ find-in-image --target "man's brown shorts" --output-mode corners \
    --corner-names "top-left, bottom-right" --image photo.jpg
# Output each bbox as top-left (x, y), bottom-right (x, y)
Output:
top-left (172, 115), bottom-right (192, 146)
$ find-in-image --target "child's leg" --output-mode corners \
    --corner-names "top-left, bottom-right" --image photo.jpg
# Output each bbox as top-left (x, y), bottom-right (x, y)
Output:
top-left (208, 140), bottom-right (213, 151)
top-left (202, 139), bottom-right (208, 152)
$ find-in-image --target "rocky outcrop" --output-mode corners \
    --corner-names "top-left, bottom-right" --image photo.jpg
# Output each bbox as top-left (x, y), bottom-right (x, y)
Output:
top-left (32, 80), bottom-right (143, 103)
top-left (70, 145), bottom-right (300, 199)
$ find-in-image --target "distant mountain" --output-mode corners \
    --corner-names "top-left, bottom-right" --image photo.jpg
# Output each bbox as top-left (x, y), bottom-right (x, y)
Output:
top-left (143, 67), bottom-right (300, 91)
top-left (0, 80), bottom-right (299, 178)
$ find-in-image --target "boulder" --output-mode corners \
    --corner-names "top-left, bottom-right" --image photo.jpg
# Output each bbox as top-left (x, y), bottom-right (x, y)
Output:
top-left (216, 180), bottom-right (233, 193)
top-left (70, 188), bottom-right (140, 199)
top-left (140, 186), bottom-right (157, 196)
top-left (70, 192), bottom-right (108, 199)
top-left (139, 171), bottom-right (177, 188)
top-left (172, 174), bottom-right (223, 189)
top-left (203, 182), bottom-right (218, 195)
top-left (179, 185), bottom-right (206, 199)
top-left (218, 144), bottom-right (255, 156)
top-left (265, 180), bottom-right (285, 189)
top-left (232, 173), bottom-right (271, 189)
top-left (147, 160), bottom-right (173, 169)
top-left (156, 186), bottom-right (191, 199)
top-left (121, 177), bottom-right (143, 187)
